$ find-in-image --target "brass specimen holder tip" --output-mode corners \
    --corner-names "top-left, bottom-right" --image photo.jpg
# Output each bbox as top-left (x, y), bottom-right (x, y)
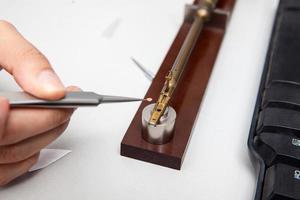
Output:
top-left (121, 0), bottom-right (236, 170)
top-left (148, 0), bottom-right (220, 127)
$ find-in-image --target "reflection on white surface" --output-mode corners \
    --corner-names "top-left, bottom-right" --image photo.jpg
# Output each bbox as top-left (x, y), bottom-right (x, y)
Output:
top-left (101, 18), bottom-right (122, 39)
top-left (0, 0), bottom-right (278, 199)
top-left (29, 149), bottom-right (71, 172)
top-left (130, 57), bottom-right (154, 81)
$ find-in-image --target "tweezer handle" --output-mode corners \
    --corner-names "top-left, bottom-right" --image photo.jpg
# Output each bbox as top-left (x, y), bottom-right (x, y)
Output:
top-left (0, 91), bottom-right (101, 108)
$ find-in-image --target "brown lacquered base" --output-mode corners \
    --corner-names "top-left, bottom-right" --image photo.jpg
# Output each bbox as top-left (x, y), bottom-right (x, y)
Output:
top-left (121, 0), bottom-right (236, 170)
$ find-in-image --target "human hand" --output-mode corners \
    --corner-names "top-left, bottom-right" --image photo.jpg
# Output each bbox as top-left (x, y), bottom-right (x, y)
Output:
top-left (0, 20), bottom-right (76, 186)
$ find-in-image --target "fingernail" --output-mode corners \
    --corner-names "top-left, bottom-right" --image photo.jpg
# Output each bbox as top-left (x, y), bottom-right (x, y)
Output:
top-left (37, 70), bottom-right (65, 92)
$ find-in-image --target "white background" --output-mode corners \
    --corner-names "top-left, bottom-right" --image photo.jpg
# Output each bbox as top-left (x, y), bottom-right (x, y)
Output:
top-left (0, 0), bottom-right (278, 199)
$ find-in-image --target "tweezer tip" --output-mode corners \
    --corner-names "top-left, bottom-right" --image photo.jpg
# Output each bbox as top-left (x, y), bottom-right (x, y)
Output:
top-left (100, 95), bottom-right (152, 103)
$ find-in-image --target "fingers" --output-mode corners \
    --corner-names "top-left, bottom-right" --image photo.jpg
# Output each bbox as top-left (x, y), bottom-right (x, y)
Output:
top-left (66, 85), bottom-right (81, 92)
top-left (0, 86), bottom-right (77, 186)
top-left (0, 121), bottom-right (69, 164)
top-left (0, 20), bottom-right (78, 186)
top-left (0, 20), bottom-right (65, 100)
top-left (0, 86), bottom-right (79, 145)
top-left (0, 153), bottom-right (39, 186)
top-left (0, 108), bottom-right (73, 145)
top-left (0, 97), bottom-right (9, 139)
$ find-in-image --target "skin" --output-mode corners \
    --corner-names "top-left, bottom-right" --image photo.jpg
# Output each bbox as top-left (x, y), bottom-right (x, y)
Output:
top-left (0, 20), bottom-right (77, 186)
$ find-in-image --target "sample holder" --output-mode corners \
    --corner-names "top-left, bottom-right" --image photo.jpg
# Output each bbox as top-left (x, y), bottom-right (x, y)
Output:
top-left (121, 0), bottom-right (236, 170)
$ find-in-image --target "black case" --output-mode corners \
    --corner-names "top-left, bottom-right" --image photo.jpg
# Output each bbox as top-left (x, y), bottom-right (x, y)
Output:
top-left (248, 0), bottom-right (300, 199)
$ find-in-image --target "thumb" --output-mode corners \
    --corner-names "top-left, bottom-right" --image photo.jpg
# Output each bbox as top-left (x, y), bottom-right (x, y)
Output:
top-left (0, 20), bottom-right (65, 100)
top-left (0, 97), bottom-right (9, 141)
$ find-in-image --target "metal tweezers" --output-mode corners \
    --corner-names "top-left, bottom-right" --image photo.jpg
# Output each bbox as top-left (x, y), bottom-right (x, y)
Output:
top-left (0, 91), bottom-right (144, 108)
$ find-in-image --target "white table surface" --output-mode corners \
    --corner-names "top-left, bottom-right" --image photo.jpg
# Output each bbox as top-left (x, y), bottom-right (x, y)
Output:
top-left (0, 0), bottom-right (279, 199)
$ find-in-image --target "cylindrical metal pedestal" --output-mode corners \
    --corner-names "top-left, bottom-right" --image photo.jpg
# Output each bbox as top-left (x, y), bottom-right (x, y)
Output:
top-left (142, 104), bottom-right (176, 145)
